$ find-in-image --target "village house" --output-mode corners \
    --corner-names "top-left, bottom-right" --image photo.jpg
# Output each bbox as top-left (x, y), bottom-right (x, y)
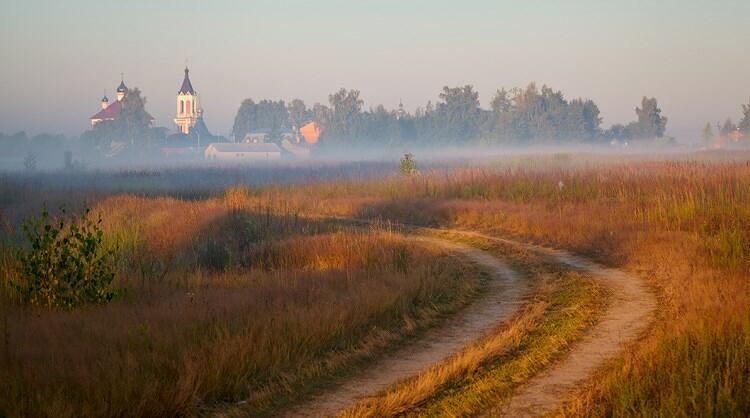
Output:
top-left (204, 142), bottom-right (282, 162)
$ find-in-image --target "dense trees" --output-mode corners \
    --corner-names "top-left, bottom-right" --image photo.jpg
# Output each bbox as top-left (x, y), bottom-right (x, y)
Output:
top-left (486, 84), bottom-right (602, 143)
top-left (229, 84), bottom-right (672, 148)
top-left (231, 99), bottom-right (289, 141)
top-left (435, 85), bottom-right (484, 142)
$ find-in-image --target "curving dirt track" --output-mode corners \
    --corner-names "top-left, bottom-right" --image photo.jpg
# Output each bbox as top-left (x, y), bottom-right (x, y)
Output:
top-left (279, 227), bottom-right (656, 418)
top-left (448, 230), bottom-right (657, 417)
top-left (282, 236), bottom-right (531, 417)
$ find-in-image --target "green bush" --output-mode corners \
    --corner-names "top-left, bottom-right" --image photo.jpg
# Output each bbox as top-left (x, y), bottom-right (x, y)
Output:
top-left (399, 153), bottom-right (419, 175)
top-left (14, 206), bottom-right (117, 309)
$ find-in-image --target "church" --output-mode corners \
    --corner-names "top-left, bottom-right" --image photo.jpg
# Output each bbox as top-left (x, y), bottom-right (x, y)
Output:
top-left (89, 77), bottom-right (153, 127)
top-left (90, 68), bottom-right (212, 141)
top-left (173, 67), bottom-right (214, 141)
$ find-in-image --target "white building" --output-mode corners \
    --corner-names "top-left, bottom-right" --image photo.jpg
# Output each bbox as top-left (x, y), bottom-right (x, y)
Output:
top-left (174, 67), bottom-right (199, 134)
top-left (204, 143), bottom-right (282, 162)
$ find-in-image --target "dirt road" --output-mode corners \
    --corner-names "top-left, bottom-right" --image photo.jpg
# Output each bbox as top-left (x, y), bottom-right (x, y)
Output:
top-left (450, 230), bottom-right (657, 417)
top-left (279, 227), bottom-right (655, 417)
top-left (282, 236), bottom-right (531, 417)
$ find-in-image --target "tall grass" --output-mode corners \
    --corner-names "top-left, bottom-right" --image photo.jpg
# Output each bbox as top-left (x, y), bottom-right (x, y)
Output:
top-left (0, 197), bottom-right (481, 417)
top-left (215, 155), bottom-right (750, 416)
top-left (2, 152), bottom-right (749, 416)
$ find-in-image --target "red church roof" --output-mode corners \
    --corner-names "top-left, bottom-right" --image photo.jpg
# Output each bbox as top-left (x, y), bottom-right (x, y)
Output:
top-left (90, 100), bottom-right (155, 122)
top-left (90, 100), bottom-right (123, 120)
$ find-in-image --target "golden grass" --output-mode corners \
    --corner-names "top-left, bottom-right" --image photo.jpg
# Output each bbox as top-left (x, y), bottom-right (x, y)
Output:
top-left (2, 153), bottom-right (749, 416)
top-left (0, 197), bottom-right (484, 417)
top-left (217, 155), bottom-right (750, 415)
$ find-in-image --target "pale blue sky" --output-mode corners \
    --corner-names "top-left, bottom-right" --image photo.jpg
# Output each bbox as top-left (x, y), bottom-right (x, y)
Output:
top-left (1, 0), bottom-right (749, 140)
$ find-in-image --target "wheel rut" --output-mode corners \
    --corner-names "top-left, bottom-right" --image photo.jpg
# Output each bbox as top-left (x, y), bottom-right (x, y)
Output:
top-left (277, 226), bottom-right (656, 418)
top-left (281, 236), bottom-right (531, 418)
top-left (444, 229), bottom-right (657, 417)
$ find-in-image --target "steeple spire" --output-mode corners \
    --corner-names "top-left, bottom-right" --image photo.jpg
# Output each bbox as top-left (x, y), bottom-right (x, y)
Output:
top-left (179, 66), bottom-right (195, 94)
top-left (175, 65), bottom-right (199, 134)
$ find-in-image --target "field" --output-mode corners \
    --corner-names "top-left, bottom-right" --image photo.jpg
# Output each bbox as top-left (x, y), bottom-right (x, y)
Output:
top-left (1, 151), bottom-right (749, 417)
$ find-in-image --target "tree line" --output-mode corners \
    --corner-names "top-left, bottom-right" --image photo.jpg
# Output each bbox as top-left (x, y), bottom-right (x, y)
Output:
top-left (3, 86), bottom-right (750, 163)
top-left (230, 83), bottom-right (680, 147)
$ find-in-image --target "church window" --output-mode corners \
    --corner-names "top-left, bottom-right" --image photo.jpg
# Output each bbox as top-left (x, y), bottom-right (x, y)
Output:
top-left (180, 100), bottom-right (184, 114)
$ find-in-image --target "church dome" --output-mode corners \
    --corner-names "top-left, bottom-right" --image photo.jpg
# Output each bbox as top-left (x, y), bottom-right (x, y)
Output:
top-left (117, 80), bottom-right (127, 93)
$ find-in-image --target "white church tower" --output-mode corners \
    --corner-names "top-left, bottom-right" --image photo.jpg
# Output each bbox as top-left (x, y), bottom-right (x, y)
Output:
top-left (174, 67), bottom-right (199, 134)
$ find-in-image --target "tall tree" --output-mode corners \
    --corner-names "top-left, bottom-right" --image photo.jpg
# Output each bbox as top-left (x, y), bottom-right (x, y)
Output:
top-left (117, 88), bottom-right (152, 146)
top-left (633, 97), bottom-right (668, 138)
top-left (435, 85), bottom-right (482, 143)
top-left (324, 88), bottom-right (363, 143)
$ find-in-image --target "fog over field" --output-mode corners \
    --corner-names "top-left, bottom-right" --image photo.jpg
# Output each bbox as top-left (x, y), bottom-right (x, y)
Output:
top-left (1, 2), bottom-right (749, 418)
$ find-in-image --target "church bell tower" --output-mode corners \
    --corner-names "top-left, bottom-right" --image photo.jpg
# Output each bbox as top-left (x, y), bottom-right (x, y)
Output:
top-left (174, 67), bottom-right (199, 134)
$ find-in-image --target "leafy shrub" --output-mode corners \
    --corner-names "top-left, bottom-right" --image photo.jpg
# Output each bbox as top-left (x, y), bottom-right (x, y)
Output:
top-left (13, 206), bottom-right (117, 309)
top-left (399, 153), bottom-right (419, 175)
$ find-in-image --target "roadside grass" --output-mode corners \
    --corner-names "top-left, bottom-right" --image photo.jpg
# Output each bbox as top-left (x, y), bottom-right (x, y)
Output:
top-left (559, 314), bottom-right (750, 417)
top-left (0, 198), bottom-right (486, 417)
top-left (228, 158), bottom-right (750, 416)
top-left (2, 154), bottom-right (749, 416)
top-left (340, 232), bottom-right (606, 417)
top-left (159, 159), bottom-right (750, 417)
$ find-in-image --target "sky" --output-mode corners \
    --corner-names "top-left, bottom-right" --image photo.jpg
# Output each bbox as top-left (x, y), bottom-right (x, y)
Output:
top-left (1, 0), bottom-right (749, 141)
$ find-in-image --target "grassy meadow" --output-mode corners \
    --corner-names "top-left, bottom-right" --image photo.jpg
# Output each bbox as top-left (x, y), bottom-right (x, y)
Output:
top-left (1, 150), bottom-right (749, 416)
top-left (209, 151), bottom-right (750, 416)
top-left (0, 192), bottom-right (483, 416)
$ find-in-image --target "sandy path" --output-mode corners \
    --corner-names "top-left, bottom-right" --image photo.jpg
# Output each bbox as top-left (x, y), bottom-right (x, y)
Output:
top-left (445, 230), bottom-right (657, 417)
top-left (282, 236), bottom-right (531, 418)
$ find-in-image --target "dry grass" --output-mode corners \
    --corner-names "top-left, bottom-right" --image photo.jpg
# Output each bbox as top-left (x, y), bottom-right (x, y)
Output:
top-left (221, 153), bottom-right (750, 416)
top-left (2, 152), bottom-right (749, 416)
top-left (0, 195), bottom-right (484, 417)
